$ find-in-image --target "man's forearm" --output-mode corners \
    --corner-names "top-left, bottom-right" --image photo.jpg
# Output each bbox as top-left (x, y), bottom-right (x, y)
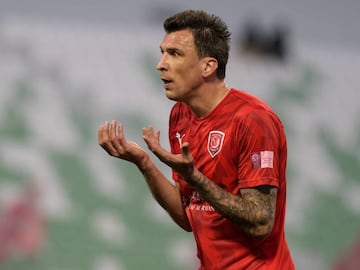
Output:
top-left (184, 168), bottom-right (275, 238)
top-left (137, 157), bottom-right (192, 232)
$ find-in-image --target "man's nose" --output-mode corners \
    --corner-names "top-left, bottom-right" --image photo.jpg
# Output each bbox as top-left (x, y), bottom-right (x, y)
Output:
top-left (156, 54), bottom-right (168, 71)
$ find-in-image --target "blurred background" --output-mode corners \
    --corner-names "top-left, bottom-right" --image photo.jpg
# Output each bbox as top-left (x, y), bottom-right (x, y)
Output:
top-left (0, 0), bottom-right (359, 269)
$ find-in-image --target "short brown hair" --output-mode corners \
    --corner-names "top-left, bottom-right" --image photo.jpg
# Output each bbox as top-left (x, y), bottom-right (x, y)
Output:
top-left (163, 10), bottom-right (231, 80)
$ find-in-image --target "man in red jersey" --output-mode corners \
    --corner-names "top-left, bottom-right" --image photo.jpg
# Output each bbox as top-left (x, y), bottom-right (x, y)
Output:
top-left (98, 9), bottom-right (295, 270)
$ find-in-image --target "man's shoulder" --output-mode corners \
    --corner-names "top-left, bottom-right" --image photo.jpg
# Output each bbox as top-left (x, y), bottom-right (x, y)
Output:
top-left (227, 89), bottom-right (283, 125)
top-left (226, 89), bottom-right (269, 114)
top-left (229, 88), bottom-right (267, 107)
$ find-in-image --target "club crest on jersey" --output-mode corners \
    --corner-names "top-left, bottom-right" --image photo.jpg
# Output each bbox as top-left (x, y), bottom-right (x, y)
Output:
top-left (207, 131), bottom-right (225, 158)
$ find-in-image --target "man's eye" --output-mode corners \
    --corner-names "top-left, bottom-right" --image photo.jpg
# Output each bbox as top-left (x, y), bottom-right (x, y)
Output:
top-left (169, 50), bottom-right (180, 56)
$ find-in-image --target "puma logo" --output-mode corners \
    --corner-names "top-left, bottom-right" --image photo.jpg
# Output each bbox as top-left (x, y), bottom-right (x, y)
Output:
top-left (175, 132), bottom-right (185, 147)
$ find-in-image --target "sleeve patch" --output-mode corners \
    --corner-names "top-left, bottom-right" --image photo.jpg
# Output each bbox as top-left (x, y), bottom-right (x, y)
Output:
top-left (250, 151), bottom-right (274, 169)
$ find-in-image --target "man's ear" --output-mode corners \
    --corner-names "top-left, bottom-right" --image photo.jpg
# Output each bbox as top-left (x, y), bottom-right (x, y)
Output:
top-left (202, 57), bottom-right (218, 78)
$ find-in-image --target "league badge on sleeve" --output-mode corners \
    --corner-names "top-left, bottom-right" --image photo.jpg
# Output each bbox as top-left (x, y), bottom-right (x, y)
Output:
top-left (251, 151), bottom-right (274, 169)
top-left (207, 131), bottom-right (225, 158)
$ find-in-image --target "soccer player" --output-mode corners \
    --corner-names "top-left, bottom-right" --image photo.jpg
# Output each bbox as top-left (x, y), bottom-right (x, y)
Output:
top-left (98, 9), bottom-right (295, 270)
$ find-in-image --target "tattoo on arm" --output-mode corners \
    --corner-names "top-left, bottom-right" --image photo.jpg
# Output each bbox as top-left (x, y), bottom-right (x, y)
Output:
top-left (187, 169), bottom-right (277, 238)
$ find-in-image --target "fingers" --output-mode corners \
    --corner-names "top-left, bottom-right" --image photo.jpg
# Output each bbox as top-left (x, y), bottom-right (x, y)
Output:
top-left (98, 121), bottom-right (109, 144)
top-left (142, 125), bottom-right (160, 146)
top-left (115, 121), bottom-right (126, 145)
top-left (181, 142), bottom-right (190, 157)
top-left (142, 125), bottom-right (155, 138)
top-left (109, 119), bottom-right (117, 140)
top-left (155, 130), bottom-right (160, 140)
top-left (98, 120), bottom-right (123, 156)
top-left (142, 126), bottom-right (166, 161)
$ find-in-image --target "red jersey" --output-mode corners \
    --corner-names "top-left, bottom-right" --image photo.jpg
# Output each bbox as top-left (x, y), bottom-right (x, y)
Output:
top-left (169, 89), bottom-right (295, 270)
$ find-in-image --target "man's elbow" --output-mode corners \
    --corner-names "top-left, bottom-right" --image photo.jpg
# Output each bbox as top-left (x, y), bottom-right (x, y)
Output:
top-left (249, 220), bottom-right (274, 240)
top-left (183, 226), bottom-right (193, 232)
top-left (177, 222), bottom-right (192, 232)
top-left (172, 217), bottom-right (192, 232)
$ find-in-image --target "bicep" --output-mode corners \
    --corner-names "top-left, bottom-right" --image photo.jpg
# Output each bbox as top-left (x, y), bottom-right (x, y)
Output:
top-left (236, 110), bottom-right (282, 187)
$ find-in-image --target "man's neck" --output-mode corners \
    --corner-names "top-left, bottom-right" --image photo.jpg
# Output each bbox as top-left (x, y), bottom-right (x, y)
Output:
top-left (186, 82), bottom-right (230, 119)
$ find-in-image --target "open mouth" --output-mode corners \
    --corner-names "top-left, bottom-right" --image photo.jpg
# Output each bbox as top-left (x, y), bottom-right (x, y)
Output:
top-left (162, 79), bottom-right (172, 84)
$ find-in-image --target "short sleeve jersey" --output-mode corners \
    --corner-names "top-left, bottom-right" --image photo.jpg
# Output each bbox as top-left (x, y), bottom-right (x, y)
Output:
top-left (169, 89), bottom-right (295, 270)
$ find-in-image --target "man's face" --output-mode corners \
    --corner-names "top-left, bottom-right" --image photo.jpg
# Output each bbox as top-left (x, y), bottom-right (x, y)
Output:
top-left (157, 29), bottom-right (204, 102)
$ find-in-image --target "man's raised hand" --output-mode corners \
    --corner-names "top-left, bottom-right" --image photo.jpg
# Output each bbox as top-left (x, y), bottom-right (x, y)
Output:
top-left (98, 120), bottom-right (148, 166)
top-left (142, 126), bottom-right (194, 179)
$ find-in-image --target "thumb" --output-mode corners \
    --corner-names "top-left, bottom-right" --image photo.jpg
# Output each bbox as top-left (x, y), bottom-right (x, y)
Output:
top-left (181, 142), bottom-right (190, 157)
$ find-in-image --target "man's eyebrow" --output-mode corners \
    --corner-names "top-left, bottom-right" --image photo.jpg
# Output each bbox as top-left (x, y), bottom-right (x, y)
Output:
top-left (165, 47), bottom-right (184, 55)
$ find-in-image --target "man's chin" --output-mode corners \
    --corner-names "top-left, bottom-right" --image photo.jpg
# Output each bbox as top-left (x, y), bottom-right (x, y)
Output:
top-left (165, 91), bottom-right (179, 101)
